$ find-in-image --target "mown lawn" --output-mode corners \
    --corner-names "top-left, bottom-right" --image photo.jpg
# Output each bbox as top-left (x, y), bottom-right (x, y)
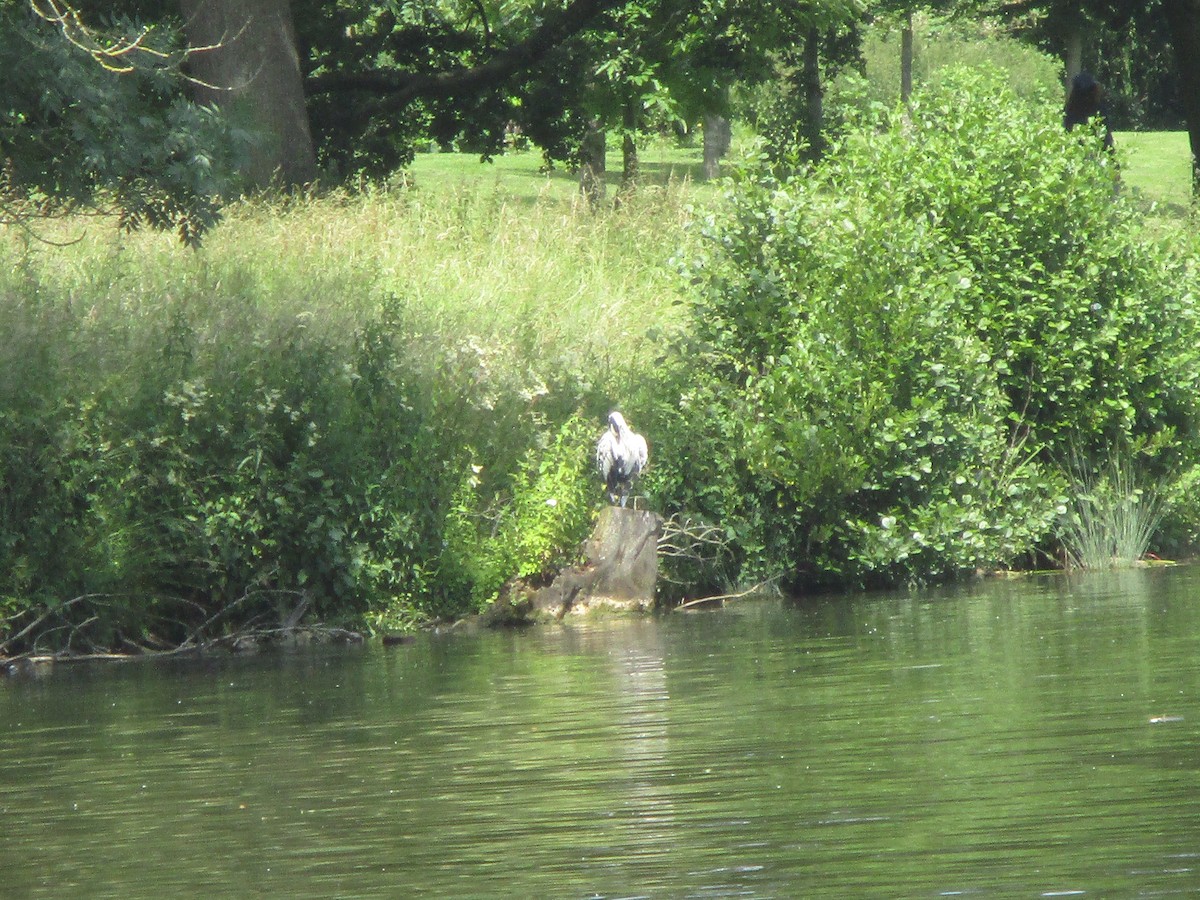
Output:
top-left (407, 131), bottom-right (1194, 216)
top-left (406, 142), bottom-right (712, 201)
top-left (1115, 130), bottom-right (1193, 214)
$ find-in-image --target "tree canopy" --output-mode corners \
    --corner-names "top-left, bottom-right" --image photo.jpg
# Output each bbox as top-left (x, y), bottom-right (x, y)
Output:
top-left (1, 1), bottom-right (237, 244)
top-left (7, 0), bottom-right (1200, 244)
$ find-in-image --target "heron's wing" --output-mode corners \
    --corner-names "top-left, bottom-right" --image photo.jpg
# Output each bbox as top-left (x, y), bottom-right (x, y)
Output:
top-left (629, 433), bottom-right (649, 474)
top-left (595, 431), bottom-right (615, 479)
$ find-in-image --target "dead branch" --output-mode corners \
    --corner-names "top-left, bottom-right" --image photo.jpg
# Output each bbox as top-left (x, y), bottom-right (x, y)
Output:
top-left (0, 594), bottom-right (107, 655)
top-left (658, 516), bottom-right (729, 559)
top-left (657, 513), bottom-right (732, 585)
top-left (677, 579), bottom-right (780, 610)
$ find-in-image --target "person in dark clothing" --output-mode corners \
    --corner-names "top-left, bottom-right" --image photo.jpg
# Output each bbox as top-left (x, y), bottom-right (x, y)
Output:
top-left (1064, 71), bottom-right (1114, 150)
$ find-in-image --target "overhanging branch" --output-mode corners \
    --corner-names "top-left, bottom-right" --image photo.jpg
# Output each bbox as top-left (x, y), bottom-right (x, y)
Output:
top-left (307, 0), bottom-right (623, 114)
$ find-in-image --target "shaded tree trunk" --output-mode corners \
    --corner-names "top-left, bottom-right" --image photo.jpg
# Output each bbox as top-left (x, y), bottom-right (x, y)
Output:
top-left (702, 113), bottom-right (731, 180)
top-left (1163, 0), bottom-right (1200, 194)
top-left (901, 10), bottom-right (914, 104)
top-left (180, 0), bottom-right (317, 189)
top-left (579, 118), bottom-right (606, 205)
top-left (620, 92), bottom-right (639, 195)
top-left (802, 26), bottom-right (825, 160)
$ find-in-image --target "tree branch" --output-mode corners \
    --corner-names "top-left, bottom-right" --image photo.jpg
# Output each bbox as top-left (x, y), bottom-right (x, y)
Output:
top-left (307, 0), bottom-right (624, 111)
top-left (677, 579), bottom-right (779, 610)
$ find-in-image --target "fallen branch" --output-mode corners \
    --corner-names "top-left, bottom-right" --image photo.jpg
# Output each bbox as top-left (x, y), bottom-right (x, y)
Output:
top-left (4, 623), bottom-right (364, 671)
top-left (0, 594), bottom-right (108, 656)
top-left (658, 514), bottom-right (732, 585)
top-left (676, 579), bottom-right (779, 611)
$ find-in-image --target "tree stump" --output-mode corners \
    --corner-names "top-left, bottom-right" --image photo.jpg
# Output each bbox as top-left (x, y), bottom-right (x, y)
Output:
top-left (528, 506), bottom-right (663, 619)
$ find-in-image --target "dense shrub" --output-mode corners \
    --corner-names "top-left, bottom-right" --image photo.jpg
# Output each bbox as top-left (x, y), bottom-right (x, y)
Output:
top-left (662, 69), bottom-right (1200, 588)
top-left (0, 276), bottom-right (601, 652)
top-left (441, 415), bottom-right (597, 610)
top-left (0, 177), bottom-right (687, 654)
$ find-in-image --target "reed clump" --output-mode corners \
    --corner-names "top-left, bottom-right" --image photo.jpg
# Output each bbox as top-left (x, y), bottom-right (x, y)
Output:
top-left (1058, 451), bottom-right (1169, 570)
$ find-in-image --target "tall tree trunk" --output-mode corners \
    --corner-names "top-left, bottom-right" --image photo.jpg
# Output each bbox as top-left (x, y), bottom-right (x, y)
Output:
top-left (1063, 25), bottom-right (1083, 88)
top-left (579, 118), bottom-right (606, 206)
top-left (802, 27), bottom-right (824, 161)
top-left (620, 92), bottom-right (639, 195)
top-left (702, 114), bottom-right (730, 180)
top-left (901, 9), bottom-right (914, 104)
top-left (180, 0), bottom-right (317, 189)
top-left (1163, 0), bottom-right (1200, 194)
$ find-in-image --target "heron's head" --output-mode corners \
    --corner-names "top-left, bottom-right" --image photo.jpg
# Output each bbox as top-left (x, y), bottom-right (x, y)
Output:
top-left (608, 411), bottom-right (626, 434)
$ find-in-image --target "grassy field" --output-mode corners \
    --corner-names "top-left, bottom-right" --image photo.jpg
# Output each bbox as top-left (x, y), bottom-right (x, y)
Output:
top-left (406, 142), bottom-right (713, 200)
top-left (14, 145), bottom-right (713, 379)
top-left (406, 131), bottom-right (1194, 206)
top-left (1115, 130), bottom-right (1194, 214)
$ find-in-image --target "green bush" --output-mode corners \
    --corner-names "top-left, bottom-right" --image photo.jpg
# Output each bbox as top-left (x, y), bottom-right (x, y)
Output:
top-left (0, 175), bottom-right (682, 653)
top-left (0, 269), bottom-right (603, 652)
top-left (665, 69), bottom-right (1200, 587)
top-left (441, 415), bottom-right (597, 610)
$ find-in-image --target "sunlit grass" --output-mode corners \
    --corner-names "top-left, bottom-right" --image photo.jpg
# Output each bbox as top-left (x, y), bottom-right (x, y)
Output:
top-left (1115, 130), bottom-right (1192, 210)
top-left (407, 143), bottom-right (711, 197)
top-left (8, 150), bottom-right (705, 378)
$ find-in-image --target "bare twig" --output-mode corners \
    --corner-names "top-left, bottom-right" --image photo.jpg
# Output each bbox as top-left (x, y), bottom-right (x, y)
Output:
top-left (657, 514), bottom-right (732, 585)
top-left (179, 577), bottom-right (287, 647)
top-left (658, 514), bottom-right (729, 559)
top-left (30, 0), bottom-right (167, 72)
top-left (677, 579), bottom-right (779, 610)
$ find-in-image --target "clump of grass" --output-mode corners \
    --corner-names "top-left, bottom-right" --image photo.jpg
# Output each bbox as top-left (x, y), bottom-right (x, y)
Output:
top-left (1058, 450), bottom-right (1168, 569)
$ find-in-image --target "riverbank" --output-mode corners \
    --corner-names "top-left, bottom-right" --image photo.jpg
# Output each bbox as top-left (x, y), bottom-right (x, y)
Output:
top-left (3, 106), bottom-right (1200, 656)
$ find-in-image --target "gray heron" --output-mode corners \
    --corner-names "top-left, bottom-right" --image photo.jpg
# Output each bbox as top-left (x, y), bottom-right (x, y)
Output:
top-left (595, 411), bottom-right (648, 507)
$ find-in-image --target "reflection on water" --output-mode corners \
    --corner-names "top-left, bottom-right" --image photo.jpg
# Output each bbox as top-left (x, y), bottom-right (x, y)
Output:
top-left (3, 568), bottom-right (1200, 897)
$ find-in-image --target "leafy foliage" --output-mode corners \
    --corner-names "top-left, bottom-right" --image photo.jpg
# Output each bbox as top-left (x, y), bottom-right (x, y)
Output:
top-left (0, 4), bottom-right (240, 245)
top-left (442, 415), bottom-right (597, 610)
top-left (664, 68), bottom-right (1200, 587)
top-left (0, 175), bottom-right (660, 653)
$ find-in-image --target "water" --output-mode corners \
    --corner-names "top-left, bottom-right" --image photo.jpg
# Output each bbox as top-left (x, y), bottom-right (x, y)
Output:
top-left (3, 567), bottom-right (1200, 897)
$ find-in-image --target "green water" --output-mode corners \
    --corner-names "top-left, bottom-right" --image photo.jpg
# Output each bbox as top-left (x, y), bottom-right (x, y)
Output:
top-left (4, 567), bottom-right (1200, 897)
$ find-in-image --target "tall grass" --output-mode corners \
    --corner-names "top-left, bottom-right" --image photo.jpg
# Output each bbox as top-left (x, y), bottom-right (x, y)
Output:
top-left (1058, 451), bottom-right (1168, 570)
top-left (20, 173), bottom-right (693, 372)
top-left (0, 172), bottom-right (697, 652)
